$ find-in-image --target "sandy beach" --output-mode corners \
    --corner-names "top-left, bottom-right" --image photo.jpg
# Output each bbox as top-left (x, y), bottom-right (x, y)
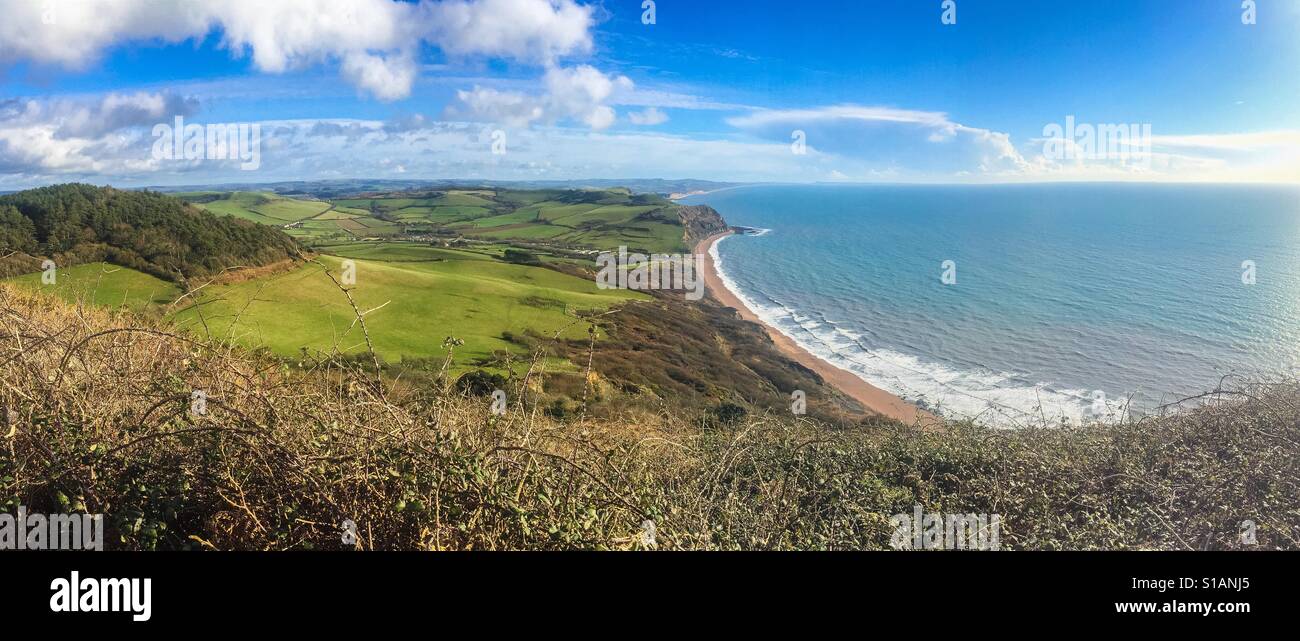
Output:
top-left (696, 231), bottom-right (934, 425)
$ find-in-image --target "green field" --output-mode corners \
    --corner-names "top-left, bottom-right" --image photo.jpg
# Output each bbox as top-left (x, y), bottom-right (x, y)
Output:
top-left (6, 252), bottom-right (646, 375)
top-left (179, 192), bottom-right (408, 240)
top-left (5, 262), bottom-right (180, 310)
top-left (316, 241), bottom-right (495, 262)
top-left (329, 189), bottom-right (689, 253)
top-left (4, 185), bottom-right (686, 383)
top-left (169, 255), bottom-right (644, 371)
top-left (157, 187), bottom-right (687, 369)
top-left (181, 188), bottom-right (689, 252)
top-left (183, 191), bottom-right (330, 226)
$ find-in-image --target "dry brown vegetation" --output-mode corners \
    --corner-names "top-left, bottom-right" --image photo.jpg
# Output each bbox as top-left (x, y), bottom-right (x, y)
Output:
top-left (2, 282), bottom-right (1297, 550)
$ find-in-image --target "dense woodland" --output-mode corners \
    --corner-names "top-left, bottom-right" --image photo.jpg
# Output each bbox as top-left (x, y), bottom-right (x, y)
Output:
top-left (0, 184), bottom-right (302, 281)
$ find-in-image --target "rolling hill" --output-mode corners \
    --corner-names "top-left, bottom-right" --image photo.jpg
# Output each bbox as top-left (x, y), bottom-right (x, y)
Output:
top-left (3, 183), bottom-right (725, 382)
top-left (168, 254), bottom-right (644, 370)
top-left (0, 184), bottom-right (303, 281)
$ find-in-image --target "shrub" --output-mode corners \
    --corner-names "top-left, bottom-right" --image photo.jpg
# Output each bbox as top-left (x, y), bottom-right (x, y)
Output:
top-left (455, 370), bottom-right (507, 396)
top-left (2, 283), bottom-right (1296, 551)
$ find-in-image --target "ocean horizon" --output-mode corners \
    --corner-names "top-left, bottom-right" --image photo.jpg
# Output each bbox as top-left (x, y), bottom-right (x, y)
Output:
top-left (685, 183), bottom-right (1300, 424)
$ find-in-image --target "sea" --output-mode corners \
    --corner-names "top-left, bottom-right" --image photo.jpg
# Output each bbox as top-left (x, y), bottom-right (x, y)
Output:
top-left (681, 183), bottom-right (1300, 424)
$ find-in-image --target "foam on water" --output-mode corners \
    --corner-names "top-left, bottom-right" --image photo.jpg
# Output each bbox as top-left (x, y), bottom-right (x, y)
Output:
top-left (698, 184), bottom-right (1300, 426)
top-left (714, 232), bottom-right (1152, 425)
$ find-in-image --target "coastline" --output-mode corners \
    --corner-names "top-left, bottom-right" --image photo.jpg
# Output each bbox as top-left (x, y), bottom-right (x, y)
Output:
top-left (695, 230), bottom-right (935, 425)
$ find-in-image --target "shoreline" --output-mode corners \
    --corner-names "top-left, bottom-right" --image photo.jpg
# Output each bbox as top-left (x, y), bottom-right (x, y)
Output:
top-left (695, 230), bottom-right (934, 425)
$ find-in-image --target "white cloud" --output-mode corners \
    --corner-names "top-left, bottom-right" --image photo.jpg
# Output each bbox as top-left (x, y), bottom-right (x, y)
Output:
top-left (0, 92), bottom-right (197, 176)
top-left (340, 52), bottom-right (418, 102)
top-left (627, 107), bottom-right (669, 126)
top-left (446, 86), bottom-right (546, 128)
top-left (52, 92), bottom-right (200, 139)
top-left (727, 104), bottom-right (1029, 174)
top-left (724, 104), bottom-right (1300, 183)
top-left (613, 86), bottom-right (751, 112)
top-left (1149, 131), bottom-right (1300, 152)
top-left (727, 105), bottom-right (959, 132)
top-left (543, 65), bottom-right (632, 130)
top-left (0, 0), bottom-right (597, 102)
top-left (5, 93), bottom-right (1296, 188)
top-left (0, 1), bottom-right (211, 69)
top-left (1019, 129), bottom-right (1300, 183)
top-left (0, 113), bottom-right (839, 189)
top-left (445, 65), bottom-right (632, 130)
top-left (422, 0), bottom-right (594, 64)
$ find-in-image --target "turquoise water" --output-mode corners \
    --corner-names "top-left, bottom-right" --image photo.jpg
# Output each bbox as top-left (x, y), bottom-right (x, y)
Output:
top-left (682, 184), bottom-right (1300, 423)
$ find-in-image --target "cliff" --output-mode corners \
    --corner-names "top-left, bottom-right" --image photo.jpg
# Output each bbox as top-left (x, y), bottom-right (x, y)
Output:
top-left (677, 204), bottom-right (729, 245)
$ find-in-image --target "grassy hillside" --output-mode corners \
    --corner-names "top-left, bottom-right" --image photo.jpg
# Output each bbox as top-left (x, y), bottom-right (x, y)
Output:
top-left (169, 255), bottom-right (645, 370)
top-left (4, 185), bottom-right (694, 384)
top-left (3, 281), bottom-right (1296, 551)
top-left (182, 191), bottom-right (402, 241)
top-left (5, 257), bottom-right (643, 376)
top-left (4, 262), bottom-right (180, 310)
top-left (4, 252), bottom-right (863, 422)
top-left (174, 188), bottom-right (718, 268)
top-left (274, 188), bottom-right (691, 253)
top-left (180, 191), bottom-right (331, 226)
top-left (4, 183), bottom-right (754, 414)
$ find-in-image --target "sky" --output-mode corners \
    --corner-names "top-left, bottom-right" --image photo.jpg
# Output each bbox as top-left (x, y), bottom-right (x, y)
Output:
top-left (0, 0), bottom-right (1298, 189)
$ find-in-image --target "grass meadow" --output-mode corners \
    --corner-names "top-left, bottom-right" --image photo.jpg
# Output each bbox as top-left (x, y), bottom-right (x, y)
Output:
top-left (5, 261), bottom-right (180, 310)
top-left (166, 254), bottom-right (645, 373)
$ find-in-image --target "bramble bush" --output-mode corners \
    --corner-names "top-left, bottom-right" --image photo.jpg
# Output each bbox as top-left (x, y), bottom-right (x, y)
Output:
top-left (1, 283), bottom-right (1295, 550)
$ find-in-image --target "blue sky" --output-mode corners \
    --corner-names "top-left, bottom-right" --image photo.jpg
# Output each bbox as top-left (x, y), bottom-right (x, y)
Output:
top-left (1, 0), bottom-right (1297, 188)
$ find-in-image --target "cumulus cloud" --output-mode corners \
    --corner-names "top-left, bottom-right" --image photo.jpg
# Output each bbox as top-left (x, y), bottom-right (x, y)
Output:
top-left (446, 86), bottom-right (547, 128)
top-left (0, 92), bottom-right (198, 177)
top-left (307, 120), bottom-right (380, 141)
top-left (445, 65), bottom-right (632, 130)
top-left (340, 52), bottom-right (418, 102)
top-left (0, 1), bottom-right (211, 69)
top-left (4, 106), bottom-right (1299, 190)
top-left (422, 0), bottom-right (594, 64)
top-left (0, 0), bottom-right (597, 102)
top-left (384, 113), bottom-right (437, 134)
top-left (627, 107), bottom-right (669, 126)
top-left (55, 93), bottom-right (201, 139)
top-left (542, 65), bottom-right (632, 129)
